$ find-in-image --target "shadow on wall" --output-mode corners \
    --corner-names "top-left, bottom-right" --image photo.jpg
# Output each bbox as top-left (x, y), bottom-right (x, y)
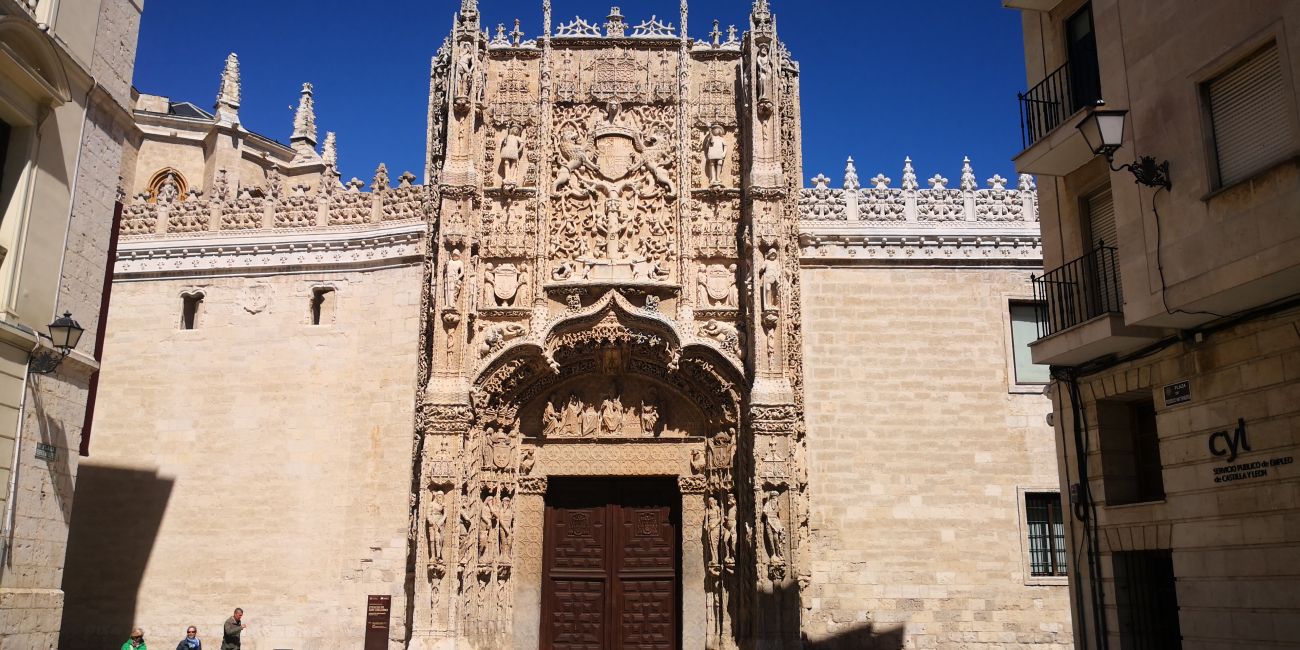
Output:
top-left (59, 464), bottom-right (173, 649)
top-left (803, 623), bottom-right (906, 650)
top-left (750, 570), bottom-right (906, 650)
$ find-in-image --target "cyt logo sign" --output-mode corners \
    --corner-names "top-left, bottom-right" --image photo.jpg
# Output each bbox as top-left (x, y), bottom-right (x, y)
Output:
top-left (1208, 418), bottom-right (1250, 463)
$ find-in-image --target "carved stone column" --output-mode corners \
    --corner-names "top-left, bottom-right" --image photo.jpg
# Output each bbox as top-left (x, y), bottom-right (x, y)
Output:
top-left (512, 475), bottom-right (548, 650)
top-left (411, 402), bottom-right (472, 649)
top-left (679, 475), bottom-right (708, 650)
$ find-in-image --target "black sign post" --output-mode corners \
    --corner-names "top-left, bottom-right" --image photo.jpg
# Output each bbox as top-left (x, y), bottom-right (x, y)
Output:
top-left (365, 595), bottom-right (391, 650)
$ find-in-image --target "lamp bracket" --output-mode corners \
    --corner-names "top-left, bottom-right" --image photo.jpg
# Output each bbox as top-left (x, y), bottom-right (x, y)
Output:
top-left (1110, 155), bottom-right (1171, 190)
top-left (28, 348), bottom-right (69, 375)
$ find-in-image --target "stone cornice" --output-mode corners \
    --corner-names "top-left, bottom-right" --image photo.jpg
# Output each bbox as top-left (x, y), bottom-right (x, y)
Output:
top-left (798, 223), bottom-right (1042, 267)
top-left (113, 221), bottom-right (427, 280)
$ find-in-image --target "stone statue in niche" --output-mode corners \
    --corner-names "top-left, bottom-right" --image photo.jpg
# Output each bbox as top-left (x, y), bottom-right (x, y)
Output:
top-left (156, 172), bottom-right (179, 204)
top-left (763, 490), bottom-right (787, 564)
top-left (759, 247), bottom-right (781, 312)
top-left (721, 493), bottom-right (738, 565)
top-left (478, 492), bottom-right (498, 563)
top-left (456, 41), bottom-right (474, 100)
top-left (497, 495), bottom-right (514, 561)
top-left (755, 43), bottom-right (773, 104)
top-left (426, 489), bottom-right (447, 564)
top-left (444, 248), bottom-right (465, 307)
top-left (482, 262), bottom-right (528, 307)
top-left (704, 125), bottom-right (728, 187)
top-left (498, 125), bottom-right (525, 186)
top-left (704, 495), bottom-right (723, 567)
top-left (458, 493), bottom-right (475, 563)
top-left (697, 263), bottom-right (738, 307)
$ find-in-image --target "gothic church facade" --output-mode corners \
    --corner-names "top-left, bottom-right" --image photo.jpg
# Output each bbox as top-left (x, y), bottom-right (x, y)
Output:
top-left (62, 2), bottom-right (1071, 649)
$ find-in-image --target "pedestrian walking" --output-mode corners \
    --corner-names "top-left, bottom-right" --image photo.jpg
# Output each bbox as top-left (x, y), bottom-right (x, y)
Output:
top-left (122, 627), bottom-right (147, 649)
top-left (221, 608), bottom-right (246, 650)
top-left (175, 625), bottom-right (201, 650)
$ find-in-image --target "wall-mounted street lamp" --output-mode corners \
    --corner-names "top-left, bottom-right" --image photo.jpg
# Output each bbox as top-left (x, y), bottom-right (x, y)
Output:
top-left (1077, 103), bottom-right (1172, 190)
top-left (28, 312), bottom-right (85, 375)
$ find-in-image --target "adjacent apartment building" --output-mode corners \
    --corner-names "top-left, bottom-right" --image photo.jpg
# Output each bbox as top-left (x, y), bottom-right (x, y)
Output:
top-left (1007, 0), bottom-right (1300, 648)
top-left (0, 0), bottom-right (143, 647)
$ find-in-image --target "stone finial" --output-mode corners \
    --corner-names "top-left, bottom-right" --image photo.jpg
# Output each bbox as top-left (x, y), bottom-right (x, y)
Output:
top-left (870, 173), bottom-right (891, 190)
top-left (398, 171), bottom-right (418, 188)
top-left (927, 174), bottom-right (948, 191)
top-left (987, 174), bottom-right (1008, 191)
top-left (810, 173), bottom-right (831, 190)
top-left (346, 177), bottom-right (365, 193)
top-left (901, 157), bottom-right (918, 191)
top-left (491, 24), bottom-right (509, 46)
top-left (726, 25), bottom-right (739, 44)
top-left (605, 7), bottom-right (627, 37)
top-left (290, 83), bottom-right (319, 163)
top-left (960, 156), bottom-right (977, 191)
top-left (843, 157), bottom-right (860, 190)
top-left (322, 132), bottom-right (338, 167)
top-left (710, 20), bottom-right (722, 46)
top-left (215, 53), bottom-right (241, 125)
top-left (373, 163), bottom-right (390, 191)
top-left (752, 0), bottom-right (773, 30)
top-left (510, 18), bottom-right (524, 46)
top-left (1018, 173), bottom-right (1036, 191)
top-left (460, 0), bottom-right (479, 18)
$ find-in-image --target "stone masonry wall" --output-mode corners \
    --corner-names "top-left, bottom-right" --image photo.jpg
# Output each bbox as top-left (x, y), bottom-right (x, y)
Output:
top-left (799, 265), bottom-right (1072, 649)
top-left (60, 265), bottom-right (423, 649)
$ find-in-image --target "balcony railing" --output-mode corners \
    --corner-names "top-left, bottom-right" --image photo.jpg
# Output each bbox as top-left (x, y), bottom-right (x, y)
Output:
top-left (1032, 244), bottom-right (1123, 340)
top-left (1018, 59), bottom-right (1102, 149)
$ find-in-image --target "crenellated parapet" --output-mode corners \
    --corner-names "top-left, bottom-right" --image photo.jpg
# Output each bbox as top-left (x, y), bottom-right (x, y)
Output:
top-left (799, 156), bottom-right (1042, 265)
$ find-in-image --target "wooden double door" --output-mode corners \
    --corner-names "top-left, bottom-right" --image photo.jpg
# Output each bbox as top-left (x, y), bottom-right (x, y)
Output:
top-left (541, 478), bottom-right (680, 650)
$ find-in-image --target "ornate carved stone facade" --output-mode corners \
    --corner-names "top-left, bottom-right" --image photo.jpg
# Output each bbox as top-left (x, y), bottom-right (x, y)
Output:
top-left (68, 2), bottom-right (1071, 649)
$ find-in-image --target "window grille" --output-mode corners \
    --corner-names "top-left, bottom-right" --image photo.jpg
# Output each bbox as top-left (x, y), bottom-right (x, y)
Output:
top-left (1026, 492), bottom-right (1067, 576)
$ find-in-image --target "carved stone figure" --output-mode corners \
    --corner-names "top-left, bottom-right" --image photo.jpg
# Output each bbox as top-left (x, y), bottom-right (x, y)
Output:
top-left (759, 247), bottom-right (781, 312)
top-left (478, 322), bottom-right (527, 357)
top-left (562, 392), bottom-right (581, 436)
top-left (755, 43), bottom-right (773, 103)
top-left (156, 173), bottom-right (179, 204)
top-left (456, 41), bottom-right (475, 100)
top-left (640, 136), bottom-right (677, 197)
top-left (543, 399), bottom-right (562, 437)
top-left (458, 494), bottom-right (475, 563)
top-left (704, 495), bottom-right (722, 567)
top-left (444, 248), bottom-right (465, 307)
top-left (763, 490), bottom-right (786, 563)
top-left (426, 489), bottom-right (446, 564)
top-left (478, 492), bottom-right (497, 563)
top-left (497, 495), bottom-right (514, 560)
top-left (722, 493), bottom-right (738, 565)
top-left (553, 129), bottom-right (594, 195)
top-left (498, 126), bottom-right (525, 185)
top-left (691, 449), bottom-right (706, 475)
top-left (518, 448), bottom-right (535, 475)
top-left (708, 428), bottom-right (735, 471)
top-left (705, 125), bottom-right (727, 187)
top-left (483, 262), bottom-right (528, 307)
top-left (580, 402), bottom-right (600, 437)
top-left (698, 264), bottom-right (738, 307)
top-left (639, 390), bottom-right (661, 435)
top-left (599, 388), bottom-right (623, 434)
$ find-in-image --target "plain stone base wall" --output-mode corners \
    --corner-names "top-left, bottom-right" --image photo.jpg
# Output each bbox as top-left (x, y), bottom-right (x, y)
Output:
top-left (799, 265), bottom-right (1073, 649)
top-left (60, 266), bottom-right (422, 650)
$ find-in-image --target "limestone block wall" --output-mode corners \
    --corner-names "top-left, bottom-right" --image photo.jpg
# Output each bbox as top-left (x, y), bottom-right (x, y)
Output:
top-left (60, 265), bottom-right (423, 649)
top-left (799, 265), bottom-right (1072, 649)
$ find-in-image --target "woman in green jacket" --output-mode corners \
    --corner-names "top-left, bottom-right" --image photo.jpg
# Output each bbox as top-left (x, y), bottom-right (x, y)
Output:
top-left (122, 627), bottom-right (146, 649)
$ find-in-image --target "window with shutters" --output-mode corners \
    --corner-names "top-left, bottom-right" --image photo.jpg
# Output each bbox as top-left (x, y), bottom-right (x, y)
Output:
top-left (1206, 41), bottom-right (1298, 188)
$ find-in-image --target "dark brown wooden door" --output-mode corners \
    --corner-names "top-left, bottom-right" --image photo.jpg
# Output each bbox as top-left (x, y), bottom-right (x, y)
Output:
top-left (542, 479), bottom-right (679, 650)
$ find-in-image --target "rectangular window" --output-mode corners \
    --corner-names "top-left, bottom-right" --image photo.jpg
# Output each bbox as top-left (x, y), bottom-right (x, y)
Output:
top-left (310, 287), bottom-right (335, 325)
top-left (1025, 492), bottom-right (1067, 577)
top-left (1066, 3), bottom-right (1102, 111)
top-left (1207, 41), bottom-right (1298, 187)
top-left (0, 118), bottom-right (12, 219)
top-left (181, 293), bottom-right (203, 330)
top-left (1010, 302), bottom-right (1050, 384)
top-left (1097, 395), bottom-right (1165, 505)
top-left (1113, 550), bottom-right (1182, 649)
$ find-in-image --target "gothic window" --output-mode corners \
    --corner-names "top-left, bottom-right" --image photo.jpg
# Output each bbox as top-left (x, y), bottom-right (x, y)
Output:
top-left (310, 287), bottom-right (336, 325)
top-left (180, 291), bottom-right (204, 330)
top-left (1025, 492), bottom-right (1066, 577)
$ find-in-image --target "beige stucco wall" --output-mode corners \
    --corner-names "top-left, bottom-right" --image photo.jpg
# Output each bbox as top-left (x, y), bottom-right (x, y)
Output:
top-left (61, 266), bottom-right (423, 649)
top-left (799, 265), bottom-right (1072, 649)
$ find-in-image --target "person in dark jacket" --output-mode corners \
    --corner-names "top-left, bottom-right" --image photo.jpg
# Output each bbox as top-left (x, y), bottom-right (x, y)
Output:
top-left (176, 625), bottom-right (201, 650)
top-left (221, 608), bottom-right (246, 650)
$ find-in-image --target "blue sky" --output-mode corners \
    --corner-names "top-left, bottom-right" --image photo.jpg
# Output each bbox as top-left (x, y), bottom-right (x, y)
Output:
top-left (133, 1), bottom-right (1027, 188)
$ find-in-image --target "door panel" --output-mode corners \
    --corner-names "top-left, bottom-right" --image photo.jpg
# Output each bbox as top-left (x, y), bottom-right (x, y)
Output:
top-left (542, 480), bottom-right (679, 650)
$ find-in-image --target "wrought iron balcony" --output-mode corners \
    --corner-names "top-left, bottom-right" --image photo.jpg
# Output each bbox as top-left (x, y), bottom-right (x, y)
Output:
top-left (1032, 244), bottom-right (1123, 340)
top-left (1018, 60), bottom-right (1101, 149)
